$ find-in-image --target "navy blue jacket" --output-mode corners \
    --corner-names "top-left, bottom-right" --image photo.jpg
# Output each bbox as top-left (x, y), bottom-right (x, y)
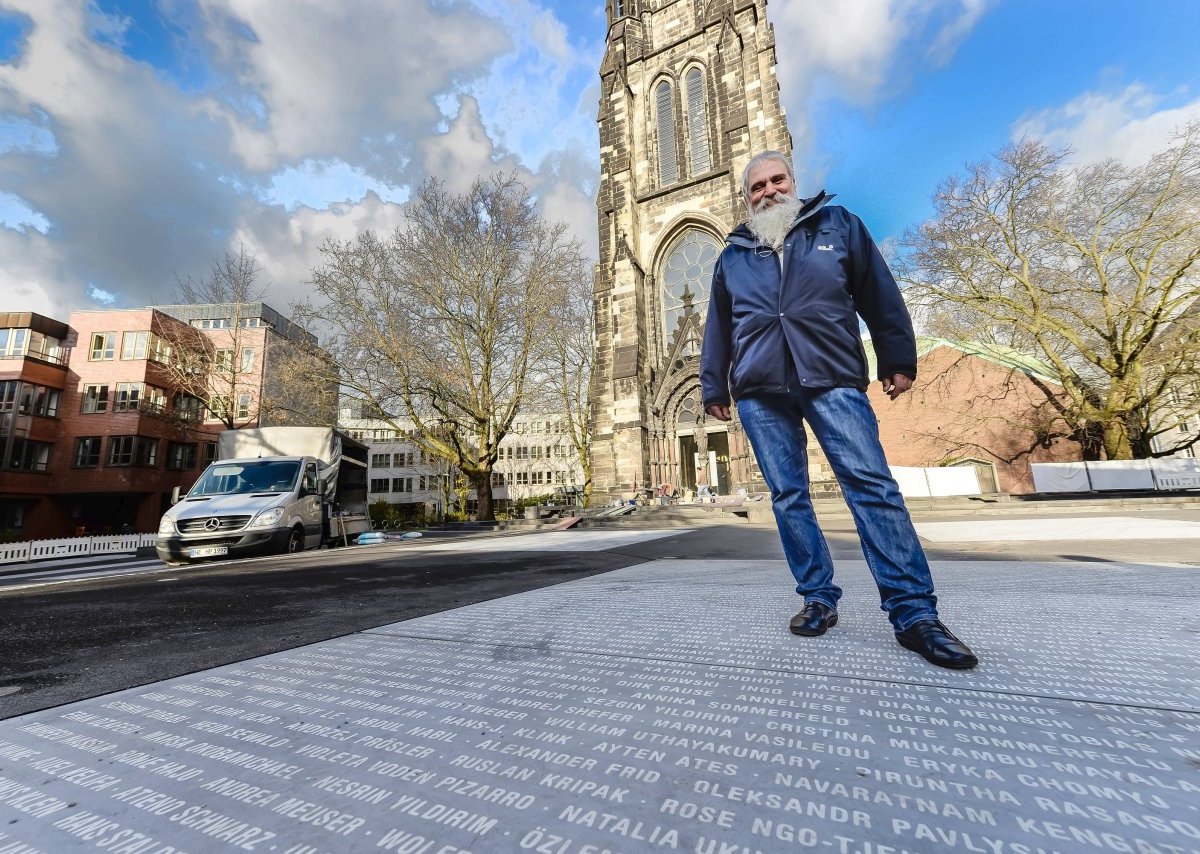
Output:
top-left (700, 192), bottom-right (917, 408)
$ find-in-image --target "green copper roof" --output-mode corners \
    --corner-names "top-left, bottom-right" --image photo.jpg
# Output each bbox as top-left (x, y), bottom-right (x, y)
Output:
top-left (863, 336), bottom-right (1060, 384)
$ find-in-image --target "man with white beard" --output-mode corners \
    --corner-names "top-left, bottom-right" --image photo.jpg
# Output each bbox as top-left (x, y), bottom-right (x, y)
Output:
top-left (700, 150), bottom-right (978, 670)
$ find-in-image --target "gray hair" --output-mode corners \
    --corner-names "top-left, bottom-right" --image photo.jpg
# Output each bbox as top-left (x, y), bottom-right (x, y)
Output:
top-left (740, 150), bottom-right (794, 205)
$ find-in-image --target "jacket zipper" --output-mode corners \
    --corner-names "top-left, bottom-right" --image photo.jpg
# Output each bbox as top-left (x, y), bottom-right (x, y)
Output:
top-left (776, 224), bottom-right (806, 393)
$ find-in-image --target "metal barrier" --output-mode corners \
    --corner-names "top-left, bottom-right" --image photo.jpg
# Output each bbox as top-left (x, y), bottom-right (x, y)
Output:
top-left (1, 533), bottom-right (157, 566)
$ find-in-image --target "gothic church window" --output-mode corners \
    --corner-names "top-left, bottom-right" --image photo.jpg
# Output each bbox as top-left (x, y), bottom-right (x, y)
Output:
top-left (655, 81), bottom-right (678, 186)
top-left (684, 67), bottom-right (711, 174)
top-left (661, 229), bottom-right (720, 345)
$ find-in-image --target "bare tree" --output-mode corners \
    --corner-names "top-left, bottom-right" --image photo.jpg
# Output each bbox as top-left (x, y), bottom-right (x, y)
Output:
top-left (157, 244), bottom-right (268, 430)
top-left (540, 261), bottom-right (596, 506)
top-left (295, 174), bottom-right (587, 520)
top-left (898, 123), bottom-right (1200, 459)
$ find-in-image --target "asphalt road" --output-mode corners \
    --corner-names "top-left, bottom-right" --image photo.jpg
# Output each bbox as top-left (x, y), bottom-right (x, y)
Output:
top-left (3, 526), bottom-right (815, 719)
top-left (2, 514), bottom-right (1195, 720)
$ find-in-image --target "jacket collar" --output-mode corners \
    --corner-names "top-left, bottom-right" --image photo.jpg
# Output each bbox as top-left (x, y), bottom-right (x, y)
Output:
top-left (725, 190), bottom-right (835, 249)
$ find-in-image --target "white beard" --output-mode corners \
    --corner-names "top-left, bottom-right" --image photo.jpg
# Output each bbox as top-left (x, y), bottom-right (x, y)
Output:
top-left (747, 194), bottom-right (802, 251)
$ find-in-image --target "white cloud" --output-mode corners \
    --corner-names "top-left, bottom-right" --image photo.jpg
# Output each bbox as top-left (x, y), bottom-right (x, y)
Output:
top-left (1013, 84), bottom-right (1200, 165)
top-left (0, 0), bottom-right (601, 319)
top-left (198, 0), bottom-right (511, 178)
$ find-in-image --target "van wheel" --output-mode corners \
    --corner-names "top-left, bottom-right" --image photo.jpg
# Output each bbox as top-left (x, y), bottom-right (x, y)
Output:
top-left (286, 527), bottom-right (304, 554)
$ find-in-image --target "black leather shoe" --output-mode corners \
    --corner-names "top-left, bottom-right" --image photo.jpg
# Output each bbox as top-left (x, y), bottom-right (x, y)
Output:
top-left (896, 620), bottom-right (978, 669)
top-left (789, 602), bottom-right (838, 636)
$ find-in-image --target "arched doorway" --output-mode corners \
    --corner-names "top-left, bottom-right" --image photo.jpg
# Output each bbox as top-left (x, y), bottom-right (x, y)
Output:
top-left (673, 387), bottom-right (730, 495)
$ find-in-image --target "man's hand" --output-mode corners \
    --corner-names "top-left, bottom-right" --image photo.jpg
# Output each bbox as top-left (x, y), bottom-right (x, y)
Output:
top-left (705, 404), bottom-right (731, 421)
top-left (881, 374), bottom-right (912, 400)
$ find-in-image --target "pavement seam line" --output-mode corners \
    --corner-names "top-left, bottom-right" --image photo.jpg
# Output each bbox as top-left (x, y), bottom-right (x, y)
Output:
top-left (358, 628), bottom-right (1200, 717)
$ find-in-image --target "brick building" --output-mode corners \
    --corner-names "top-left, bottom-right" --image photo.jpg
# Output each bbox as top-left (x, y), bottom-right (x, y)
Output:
top-left (869, 339), bottom-right (1081, 493)
top-left (0, 301), bottom-right (330, 540)
top-left (0, 313), bottom-right (71, 538)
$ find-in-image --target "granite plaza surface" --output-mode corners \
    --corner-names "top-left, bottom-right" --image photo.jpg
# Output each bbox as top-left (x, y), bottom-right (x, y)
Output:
top-left (1, 527), bottom-right (1199, 853)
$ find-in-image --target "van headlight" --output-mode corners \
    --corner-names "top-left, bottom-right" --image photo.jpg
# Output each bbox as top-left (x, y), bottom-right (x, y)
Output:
top-left (158, 517), bottom-right (177, 536)
top-left (248, 508), bottom-right (285, 529)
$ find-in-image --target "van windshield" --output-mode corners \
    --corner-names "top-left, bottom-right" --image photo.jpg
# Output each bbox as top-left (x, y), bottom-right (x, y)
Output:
top-left (188, 460), bottom-right (302, 497)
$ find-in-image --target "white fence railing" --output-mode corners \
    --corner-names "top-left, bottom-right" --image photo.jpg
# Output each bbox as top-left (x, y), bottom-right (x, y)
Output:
top-left (1031, 459), bottom-right (1200, 493)
top-left (0, 533), bottom-right (157, 566)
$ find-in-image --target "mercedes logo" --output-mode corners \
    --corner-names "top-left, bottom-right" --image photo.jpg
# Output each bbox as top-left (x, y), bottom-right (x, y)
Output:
top-left (204, 517), bottom-right (221, 531)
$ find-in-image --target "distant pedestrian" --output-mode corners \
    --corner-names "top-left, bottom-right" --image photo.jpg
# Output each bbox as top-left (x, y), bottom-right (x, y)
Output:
top-left (700, 150), bottom-right (977, 669)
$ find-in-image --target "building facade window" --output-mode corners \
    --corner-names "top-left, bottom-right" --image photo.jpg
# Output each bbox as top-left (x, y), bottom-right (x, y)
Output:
top-left (661, 229), bottom-right (721, 343)
top-left (5, 438), bottom-right (51, 472)
top-left (74, 437), bottom-right (102, 468)
top-left (202, 442), bottom-right (218, 465)
top-left (121, 331), bottom-right (150, 360)
top-left (108, 436), bottom-right (134, 466)
top-left (166, 442), bottom-right (197, 470)
top-left (173, 394), bottom-right (203, 421)
top-left (370, 478), bottom-right (390, 493)
top-left (108, 436), bottom-right (157, 467)
top-left (655, 80), bottom-right (678, 186)
top-left (89, 332), bottom-right (116, 361)
top-left (114, 382), bottom-right (143, 412)
top-left (371, 453), bottom-right (391, 468)
top-left (81, 384), bottom-right (110, 413)
top-left (0, 328), bottom-right (29, 357)
top-left (134, 437), bottom-right (158, 467)
top-left (236, 393), bottom-right (252, 420)
top-left (144, 386), bottom-right (166, 413)
top-left (240, 348), bottom-right (255, 372)
top-left (684, 67), bottom-right (711, 174)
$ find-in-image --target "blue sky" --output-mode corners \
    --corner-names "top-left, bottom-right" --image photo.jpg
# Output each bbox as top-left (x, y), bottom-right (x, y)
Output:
top-left (0, 0), bottom-right (1197, 317)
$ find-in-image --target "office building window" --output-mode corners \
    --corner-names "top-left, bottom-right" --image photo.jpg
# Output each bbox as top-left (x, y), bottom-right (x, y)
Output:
top-left (370, 478), bottom-right (390, 493)
top-left (166, 442), bottom-right (197, 470)
top-left (174, 393), bottom-right (204, 421)
top-left (371, 453), bottom-right (391, 468)
top-left (81, 384), bottom-right (110, 413)
top-left (89, 332), bottom-right (116, 361)
top-left (108, 436), bottom-right (135, 466)
top-left (241, 348), bottom-right (255, 372)
top-left (114, 382), bottom-right (143, 412)
top-left (5, 438), bottom-right (51, 472)
top-left (74, 437), bottom-right (102, 467)
top-left (144, 386), bottom-right (166, 413)
top-left (31, 386), bottom-right (60, 417)
top-left (134, 437), bottom-right (158, 467)
top-left (121, 331), bottom-right (150, 360)
top-left (236, 393), bottom-right (252, 420)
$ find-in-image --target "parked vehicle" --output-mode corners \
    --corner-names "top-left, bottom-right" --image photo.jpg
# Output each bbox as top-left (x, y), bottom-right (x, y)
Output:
top-left (156, 427), bottom-right (370, 565)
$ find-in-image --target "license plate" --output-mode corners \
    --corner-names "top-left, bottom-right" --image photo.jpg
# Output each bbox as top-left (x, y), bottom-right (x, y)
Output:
top-left (188, 546), bottom-right (228, 558)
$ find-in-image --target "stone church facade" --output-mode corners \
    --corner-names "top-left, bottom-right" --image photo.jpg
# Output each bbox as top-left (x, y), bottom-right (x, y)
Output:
top-left (590, 0), bottom-right (795, 498)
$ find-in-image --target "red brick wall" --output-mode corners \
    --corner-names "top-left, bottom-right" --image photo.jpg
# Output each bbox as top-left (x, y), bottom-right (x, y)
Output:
top-left (870, 345), bottom-right (1081, 493)
top-left (43, 309), bottom-right (223, 536)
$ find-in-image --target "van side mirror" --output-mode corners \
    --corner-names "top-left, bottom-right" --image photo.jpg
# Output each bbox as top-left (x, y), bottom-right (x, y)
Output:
top-left (171, 486), bottom-right (182, 505)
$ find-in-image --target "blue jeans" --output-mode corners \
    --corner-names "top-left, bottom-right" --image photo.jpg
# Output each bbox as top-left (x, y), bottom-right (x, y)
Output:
top-left (737, 387), bottom-right (938, 631)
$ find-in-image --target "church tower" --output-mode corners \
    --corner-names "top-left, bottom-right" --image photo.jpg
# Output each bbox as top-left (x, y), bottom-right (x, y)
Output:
top-left (591, 0), bottom-right (793, 498)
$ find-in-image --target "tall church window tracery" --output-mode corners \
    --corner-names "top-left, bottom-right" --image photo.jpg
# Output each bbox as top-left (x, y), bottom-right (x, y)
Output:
top-left (660, 229), bottom-right (720, 349)
top-left (655, 81), bottom-right (679, 186)
top-left (684, 67), bottom-right (711, 175)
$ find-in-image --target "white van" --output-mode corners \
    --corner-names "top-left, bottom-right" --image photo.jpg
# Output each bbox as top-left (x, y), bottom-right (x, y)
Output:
top-left (156, 427), bottom-right (369, 564)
